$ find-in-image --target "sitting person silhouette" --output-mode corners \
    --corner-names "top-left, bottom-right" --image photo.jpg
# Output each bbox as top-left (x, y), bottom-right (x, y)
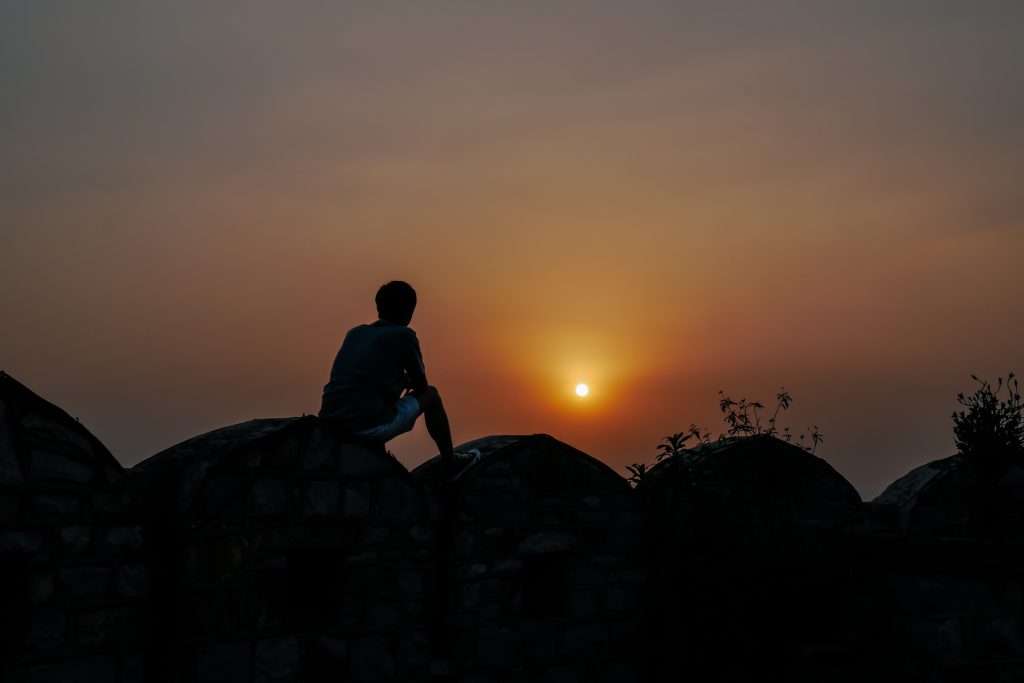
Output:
top-left (319, 280), bottom-right (454, 464)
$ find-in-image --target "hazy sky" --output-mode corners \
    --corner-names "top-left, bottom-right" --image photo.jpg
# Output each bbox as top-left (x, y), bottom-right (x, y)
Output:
top-left (2, 2), bottom-right (1022, 498)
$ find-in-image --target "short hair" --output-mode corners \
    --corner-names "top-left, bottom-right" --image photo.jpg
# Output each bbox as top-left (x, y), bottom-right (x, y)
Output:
top-left (375, 281), bottom-right (417, 322)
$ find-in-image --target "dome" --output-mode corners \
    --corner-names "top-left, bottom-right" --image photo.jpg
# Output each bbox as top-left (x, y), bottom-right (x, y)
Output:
top-left (131, 417), bottom-right (434, 682)
top-left (0, 371), bottom-right (146, 682)
top-left (641, 435), bottom-right (865, 681)
top-left (874, 453), bottom-right (1024, 539)
top-left (643, 434), bottom-right (864, 539)
top-left (413, 434), bottom-right (649, 682)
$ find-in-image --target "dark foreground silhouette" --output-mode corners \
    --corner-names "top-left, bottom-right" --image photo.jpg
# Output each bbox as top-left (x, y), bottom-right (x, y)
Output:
top-left (3, 370), bottom-right (1024, 682)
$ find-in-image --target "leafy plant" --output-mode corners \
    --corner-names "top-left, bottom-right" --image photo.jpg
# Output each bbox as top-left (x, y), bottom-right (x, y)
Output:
top-left (625, 462), bottom-right (649, 487)
top-left (953, 373), bottom-right (1023, 467)
top-left (625, 387), bottom-right (823, 485)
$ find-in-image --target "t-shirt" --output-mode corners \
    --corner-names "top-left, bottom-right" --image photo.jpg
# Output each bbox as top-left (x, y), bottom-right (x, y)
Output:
top-left (319, 319), bottom-right (427, 427)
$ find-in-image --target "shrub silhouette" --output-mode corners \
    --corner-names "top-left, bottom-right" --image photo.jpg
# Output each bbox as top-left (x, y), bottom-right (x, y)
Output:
top-left (627, 387), bottom-right (823, 485)
top-left (953, 372), bottom-right (1023, 476)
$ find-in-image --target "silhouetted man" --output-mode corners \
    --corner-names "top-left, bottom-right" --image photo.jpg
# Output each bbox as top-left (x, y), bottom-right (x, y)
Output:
top-left (319, 281), bottom-right (454, 464)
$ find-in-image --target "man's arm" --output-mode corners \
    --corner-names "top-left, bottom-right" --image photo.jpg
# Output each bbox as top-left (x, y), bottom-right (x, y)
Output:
top-left (405, 331), bottom-right (429, 393)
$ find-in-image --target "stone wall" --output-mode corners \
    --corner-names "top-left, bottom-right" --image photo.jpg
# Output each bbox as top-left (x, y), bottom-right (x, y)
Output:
top-left (0, 372), bottom-right (147, 683)
top-left (857, 535), bottom-right (1024, 681)
top-left (640, 436), bottom-right (868, 682)
top-left (414, 435), bottom-right (650, 683)
top-left (130, 418), bottom-right (435, 683)
top-left (875, 454), bottom-right (1024, 540)
top-left (6, 370), bottom-right (1024, 682)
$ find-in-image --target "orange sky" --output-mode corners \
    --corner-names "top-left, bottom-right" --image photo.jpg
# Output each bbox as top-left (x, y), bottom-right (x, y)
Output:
top-left (2, 3), bottom-right (1022, 497)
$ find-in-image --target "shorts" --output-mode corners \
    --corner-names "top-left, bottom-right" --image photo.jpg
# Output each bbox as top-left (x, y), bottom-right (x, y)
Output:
top-left (351, 395), bottom-right (421, 442)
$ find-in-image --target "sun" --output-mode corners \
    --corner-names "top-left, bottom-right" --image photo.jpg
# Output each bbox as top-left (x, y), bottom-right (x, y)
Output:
top-left (575, 383), bottom-right (589, 397)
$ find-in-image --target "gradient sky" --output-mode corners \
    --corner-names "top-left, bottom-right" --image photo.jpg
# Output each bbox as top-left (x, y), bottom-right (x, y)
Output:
top-left (2, 2), bottom-right (1022, 498)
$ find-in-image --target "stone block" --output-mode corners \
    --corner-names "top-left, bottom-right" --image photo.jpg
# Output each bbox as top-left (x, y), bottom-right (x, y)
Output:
top-left (376, 478), bottom-right (422, 521)
top-left (58, 566), bottom-right (111, 600)
top-left (409, 525), bottom-right (431, 543)
top-left (121, 651), bottom-right (144, 683)
top-left (115, 563), bottom-right (149, 597)
top-left (20, 654), bottom-right (117, 683)
top-left (619, 568), bottom-right (646, 583)
top-left (337, 443), bottom-right (390, 475)
top-left (480, 579), bottom-right (507, 603)
top-left (0, 493), bottom-right (20, 518)
top-left (30, 494), bottom-right (82, 520)
top-left (254, 637), bottom-right (299, 683)
top-left (480, 603), bottom-right (503, 620)
top-left (398, 570), bottom-right (423, 593)
top-left (92, 491), bottom-right (130, 515)
top-left (397, 630), bottom-right (429, 666)
top-left (478, 626), bottom-right (518, 668)
top-left (76, 605), bottom-right (137, 645)
top-left (0, 439), bottom-right (23, 484)
top-left (203, 476), bottom-right (247, 519)
top-left (495, 558), bottom-right (523, 573)
top-left (370, 601), bottom-right (401, 627)
top-left (304, 480), bottom-right (339, 516)
top-left (257, 432), bottom-right (299, 469)
top-left (302, 429), bottom-right (333, 470)
top-left (561, 623), bottom-right (608, 658)
top-left (886, 614), bottom-right (964, 655)
top-left (360, 525), bottom-right (390, 543)
top-left (197, 641), bottom-right (252, 683)
top-left (522, 623), bottom-right (562, 661)
top-left (200, 534), bottom-right (249, 582)
top-left (519, 532), bottom-right (575, 554)
top-left (30, 572), bottom-right (54, 605)
top-left (879, 574), bottom-right (997, 615)
top-left (349, 636), bottom-right (396, 678)
top-left (250, 478), bottom-right (288, 516)
top-left (601, 588), bottom-right (634, 613)
top-left (19, 414), bottom-right (94, 454)
top-left (30, 450), bottom-right (92, 483)
top-left (605, 513), bottom-right (645, 550)
top-left (343, 482), bottom-right (370, 517)
top-left (569, 591), bottom-right (598, 618)
top-left (968, 616), bottom-right (1024, 658)
top-left (578, 511), bottom-right (610, 524)
top-left (121, 653), bottom-right (144, 683)
top-left (25, 611), bottom-right (67, 657)
top-left (60, 524), bottom-right (91, 553)
top-left (461, 582), bottom-right (480, 608)
top-left (0, 529), bottom-right (45, 552)
top-left (302, 636), bottom-right (348, 680)
top-left (106, 525), bottom-right (144, 551)
top-left (103, 465), bottom-right (125, 485)
top-left (478, 475), bottom-right (519, 491)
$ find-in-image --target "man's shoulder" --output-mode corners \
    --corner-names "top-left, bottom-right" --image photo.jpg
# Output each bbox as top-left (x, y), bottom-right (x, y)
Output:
top-left (347, 321), bottom-right (418, 342)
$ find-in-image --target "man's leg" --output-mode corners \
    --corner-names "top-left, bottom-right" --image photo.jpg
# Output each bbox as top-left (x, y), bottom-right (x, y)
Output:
top-left (411, 386), bottom-right (454, 463)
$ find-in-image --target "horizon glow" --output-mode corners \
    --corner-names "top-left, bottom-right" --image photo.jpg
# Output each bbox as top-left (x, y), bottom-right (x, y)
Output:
top-left (1, 2), bottom-right (1022, 499)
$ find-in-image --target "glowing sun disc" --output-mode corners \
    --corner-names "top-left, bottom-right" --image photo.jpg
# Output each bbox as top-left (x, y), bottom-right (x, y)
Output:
top-left (575, 383), bottom-right (589, 397)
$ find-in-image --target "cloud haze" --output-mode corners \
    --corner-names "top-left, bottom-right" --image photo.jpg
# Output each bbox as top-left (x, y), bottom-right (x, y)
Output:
top-left (2, 2), bottom-right (1022, 497)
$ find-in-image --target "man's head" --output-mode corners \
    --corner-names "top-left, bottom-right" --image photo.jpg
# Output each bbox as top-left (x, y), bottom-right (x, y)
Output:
top-left (375, 281), bottom-right (417, 325)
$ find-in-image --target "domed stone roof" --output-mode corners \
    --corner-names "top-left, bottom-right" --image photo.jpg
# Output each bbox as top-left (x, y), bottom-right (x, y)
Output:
top-left (874, 453), bottom-right (1024, 539)
top-left (641, 435), bottom-right (865, 681)
top-left (130, 417), bottom-right (420, 522)
top-left (415, 433), bottom-right (634, 495)
top-left (131, 417), bottom-right (435, 682)
top-left (413, 435), bottom-right (649, 682)
top-left (643, 434), bottom-right (863, 537)
top-left (0, 371), bottom-right (146, 682)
